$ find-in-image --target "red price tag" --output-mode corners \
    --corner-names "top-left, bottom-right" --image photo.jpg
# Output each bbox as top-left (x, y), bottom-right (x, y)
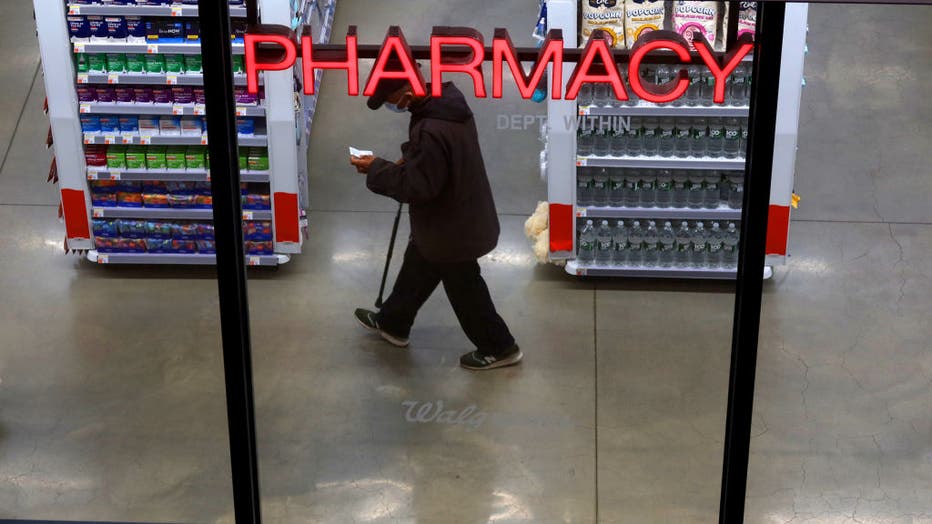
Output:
top-left (92, 208), bottom-right (104, 218)
top-left (171, 105), bottom-right (184, 115)
top-left (103, 135), bottom-right (116, 144)
top-left (79, 103), bottom-right (91, 114)
top-left (200, 135), bottom-right (208, 145)
top-left (140, 136), bottom-right (152, 145)
top-left (235, 107), bottom-right (247, 116)
top-left (87, 169), bottom-right (99, 180)
top-left (97, 254), bottom-right (110, 264)
top-left (68, 5), bottom-right (81, 15)
top-left (74, 43), bottom-right (85, 53)
top-left (147, 44), bottom-right (159, 54)
top-left (107, 73), bottom-right (120, 84)
top-left (248, 256), bottom-right (261, 266)
top-left (166, 74), bottom-right (178, 85)
top-left (77, 73), bottom-right (89, 84)
top-left (243, 211), bottom-right (254, 220)
top-left (170, 6), bottom-right (183, 16)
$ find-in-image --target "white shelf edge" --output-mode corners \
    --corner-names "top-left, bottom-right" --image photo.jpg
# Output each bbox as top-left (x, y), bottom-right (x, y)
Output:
top-left (82, 133), bottom-right (268, 146)
top-left (73, 41), bottom-right (246, 55)
top-left (68, 4), bottom-right (248, 17)
top-left (80, 102), bottom-right (265, 117)
top-left (91, 207), bottom-right (272, 221)
top-left (579, 104), bottom-right (750, 117)
top-left (87, 168), bottom-right (270, 183)
top-left (87, 251), bottom-right (288, 267)
top-left (78, 72), bottom-right (255, 86)
top-left (578, 155), bottom-right (746, 171)
top-left (565, 260), bottom-right (737, 280)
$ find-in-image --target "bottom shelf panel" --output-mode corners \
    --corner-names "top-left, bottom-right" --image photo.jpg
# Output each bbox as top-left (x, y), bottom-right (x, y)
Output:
top-left (565, 260), bottom-right (737, 280)
top-left (88, 251), bottom-right (290, 267)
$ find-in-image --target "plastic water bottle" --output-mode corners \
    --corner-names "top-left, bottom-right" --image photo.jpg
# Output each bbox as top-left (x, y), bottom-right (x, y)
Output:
top-left (577, 169), bottom-right (594, 206)
top-left (609, 168), bottom-right (625, 206)
top-left (730, 65), bottom-right (749, 106)
top-left (627, 117), bottom-right (643, 157)
top-left (577, 126), bottom-right (594, 156)
top-left (627, 220), bottom-right (644, 267)
top-left (722, 222), bottom-right (739, 267)
top-left (593, 83), bottom-right (610, 107)
top-left (686, 65), bottom-right (702, 106)
top-left (739, 118), bottom-right (749, 155)
top-left (658, 221), bottom-right (676, 267)
top-left (578, 84), bottom-right (593, 107)
top-left (658, 117), bottom-right (676, 157)
top-left (690, 118), bottom-right (708, 157)
top-left (704, 172), bottom-right (722, 209)
top-left (675, 221), bottom-right (692, 267)
top-left (592, 168), bottom-right (610, 206)
top-left (578, 220), bottom-right (596, 264)
top-left (674, 118), bottom-right (691, 158)
top-left (687, 172), bottom-right (705, 209)
top-left (707, 118), bottom-right (725, 157)
top-left (642, 220), bottom-right (660, 267)
top-left (701, 69), bottom-right (715, 106)
top-left (623, 172), bottom-right (640, 207)
top-left (611, 125), bottom-right (627, 156)
top-left (728, 175), bottom-right (744, 209)
top-left (707, 222), bottom-right (724, 268)
top-left (655, 169), bottom-right (673, 208)
top-left (593, 127), bottom-right (612, 156)
top-left (622, 69), bottom-right (639, 107)
top-left (612, 220), bottom-right (628, 266)
top-left (639, 170), bottom-right (657, 208)
top-left (595, 220), bottom-right (614, 265)
top-left (672, 170), bottom-right (689, 208)
top-left (655, 65), bottom-right (673, 106)
top-left (642, 118), bottom-right (660, 156)
top-left (691, 221), bottom-right (709, 267)
top-left (723, 118), bottom-right (741, 159)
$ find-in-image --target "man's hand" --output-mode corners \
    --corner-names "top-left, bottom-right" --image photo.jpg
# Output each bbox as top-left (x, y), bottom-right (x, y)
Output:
top-left (350, 155), bottom-right (375, 174)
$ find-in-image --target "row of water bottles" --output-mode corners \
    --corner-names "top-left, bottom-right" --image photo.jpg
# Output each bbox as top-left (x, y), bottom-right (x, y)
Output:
top-left (577, 219), bottom-right (741, 269)
top-left (578, 168), bottom-right (743, 210)
top-left (578, 64), bottom-right (752, 108)
top-left (578, 117), bottom-right (747, 159)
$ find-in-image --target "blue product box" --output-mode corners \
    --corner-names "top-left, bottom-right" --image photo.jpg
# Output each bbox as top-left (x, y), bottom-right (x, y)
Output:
top-left (126, 16), bottom-right (146, 41)
top-left (68, 16), bottom-right (90, 39)
top-left (235, 117), bottom-right (255, 135)
top-left (80, 115), bottom-right (101, 133)
top-left (119, 115), bottom-right (139, 134)
top-left (87, 16), bottom-right (109, 39)
top-left (99, 116), bottom-right (121, 133)
top-left (104, 16), bottom-right (127, 40)
top-left (158, 21), bottom-right (185, 43)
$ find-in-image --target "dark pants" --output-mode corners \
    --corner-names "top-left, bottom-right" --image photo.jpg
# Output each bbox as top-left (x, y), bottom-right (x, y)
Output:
top-left (377, 242), bottom-right (516, 355)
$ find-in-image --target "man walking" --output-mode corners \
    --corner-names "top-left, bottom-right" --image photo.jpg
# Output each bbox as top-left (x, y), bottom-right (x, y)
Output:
top-left (350, 76), bottom-right (521, 371)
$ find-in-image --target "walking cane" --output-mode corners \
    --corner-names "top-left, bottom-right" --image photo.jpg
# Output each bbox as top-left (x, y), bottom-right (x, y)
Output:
top-left (376, 201), bottom-right (404, 309)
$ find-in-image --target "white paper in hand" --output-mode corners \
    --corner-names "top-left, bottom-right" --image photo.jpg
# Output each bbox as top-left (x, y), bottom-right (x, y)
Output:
top-left (349, 147), bottom-right (374, 158)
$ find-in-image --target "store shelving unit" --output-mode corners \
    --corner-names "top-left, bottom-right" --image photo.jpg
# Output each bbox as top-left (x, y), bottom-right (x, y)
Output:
top-left (37, 0), bottom-right (337, 265)
top-left (544, 0), bottom-right (808, 279)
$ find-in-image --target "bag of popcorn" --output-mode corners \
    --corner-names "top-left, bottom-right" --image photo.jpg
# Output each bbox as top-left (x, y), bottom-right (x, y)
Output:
top-left (625, 0), bottom-right (665, 48)
top-left (674, 1), bottom-right (719, 51)
top-left (581, 0), bottom-right (627, 48)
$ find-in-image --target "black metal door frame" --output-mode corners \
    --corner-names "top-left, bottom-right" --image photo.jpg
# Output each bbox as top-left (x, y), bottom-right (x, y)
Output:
top-left (196, 2), bottom-right (790, 522)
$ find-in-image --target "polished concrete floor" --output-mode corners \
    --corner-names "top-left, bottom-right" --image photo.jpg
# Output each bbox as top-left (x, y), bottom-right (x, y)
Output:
top-left (0, 1), bottom-right (930, 523)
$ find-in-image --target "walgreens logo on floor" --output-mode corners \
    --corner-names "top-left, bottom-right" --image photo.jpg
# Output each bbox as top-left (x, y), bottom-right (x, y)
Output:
top-left (402, 400), bottom-right (573, 431)
top-left (244, 26), bottom-right (753, 105)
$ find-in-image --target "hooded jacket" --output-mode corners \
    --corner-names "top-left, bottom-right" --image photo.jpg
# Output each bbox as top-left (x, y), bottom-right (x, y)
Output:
top-left (366, 82), bottom-right (500, 263)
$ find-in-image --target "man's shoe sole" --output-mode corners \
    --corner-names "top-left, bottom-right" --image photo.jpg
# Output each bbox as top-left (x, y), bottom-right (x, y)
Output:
top-left (355, 315), bottom-right (410, 348)
top-left (461, 351), bottom-right (524, 371)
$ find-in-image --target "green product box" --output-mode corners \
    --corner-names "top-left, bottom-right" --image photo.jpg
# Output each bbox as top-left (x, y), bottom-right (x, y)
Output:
top-left (126, 54), bottom-right (145, 73)
top-left (247, 147), bottom-right (269, 172)
top-left (184, 55), bottom-right (203, 73)
top-left (106, 145), bottom-right (127, 169)
top-left (106, 53), bottom-right (127, 73)
top-left (238, 148), bottom-right (248, 170)
top-left (164, 54), bottom-right (185, 74)
top-left (125, 146), bottom-right (147, 169)
top-left (75, 53), bottom-right (89, 73)
top-left (165, 147), bottom-right (187, 170)
top-left (144, 53), bottom-right (165, 74)
top-left (145, 146), bottom-right (167, 170)
top-left (232, 55), bottom-right (244, 74)
top-left (185, 146), bottom-right (206, 170)
top-left (87, 53), bottom-right (107, 73)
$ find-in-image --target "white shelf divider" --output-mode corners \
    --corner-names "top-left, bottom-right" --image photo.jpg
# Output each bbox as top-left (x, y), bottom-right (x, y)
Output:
top-left (565, 260), bottom-right (737, 280)
top-left (577, 205), bottom-right (742, 221)
top-left (87, 251), bottom-right (289, 267)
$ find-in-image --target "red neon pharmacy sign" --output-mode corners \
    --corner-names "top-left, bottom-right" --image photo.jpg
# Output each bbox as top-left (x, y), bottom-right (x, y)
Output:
top-left (244, 27), bottom-right (754, 105)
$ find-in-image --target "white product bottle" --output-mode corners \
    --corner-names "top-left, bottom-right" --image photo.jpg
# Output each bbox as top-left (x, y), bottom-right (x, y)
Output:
top-left (675, 221), bottom-right (692, 267)
top-left (707, 222), bottom-right (724, 268)
top-left (578, 220), bottom-right (596, 264)
top-left (659, 221), bottom-right (676, 268)
top-left (595, 220), bottom-right (614, 265)
top-left (642, 220), bottom-right (660, 268)
top-left (691, 221), bottom-right (709, 267)
top-left (722, 222), bottom-right (740, 267)
top-left (612, 220), bottom-right (628, 266)
top-left (627, 220), bottom-right (644, 267)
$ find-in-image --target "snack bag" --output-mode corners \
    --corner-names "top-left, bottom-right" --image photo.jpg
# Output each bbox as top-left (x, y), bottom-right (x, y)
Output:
top-left (738, 2), bottom-right (757, 39)
top-left (581, 0), bottom-right (626, 48)
top-left (674, 1), bottom-right (719, 51)
top-left (625, 0), bottom-right (665, 48)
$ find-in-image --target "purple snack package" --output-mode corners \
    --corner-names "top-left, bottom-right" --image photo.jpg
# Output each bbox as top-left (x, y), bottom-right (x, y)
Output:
top-left (68, 16), bottom-right (91, 39)
top-left (115, 86), bottom-right (135, 103)
top-left (171, 86), bottom-right (195, 104)
top-left (234, 87), bottom-right (257, 105)
top-left (152, 86), bottom-right (173, 104)
top-left (193, 87), bottom-right (206, 104)
top-left (104, 16), bottom-right (128, 40)
top-left (133, 86), bottom-right (154, 103)
top-left (96, 86), bottom-right (117, 103)
top-left (77, 86), bottom-right (96, 102)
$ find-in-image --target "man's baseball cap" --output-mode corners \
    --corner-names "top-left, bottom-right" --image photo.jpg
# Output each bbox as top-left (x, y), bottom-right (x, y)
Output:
top-left (366, 59), bottom-right (422, 110)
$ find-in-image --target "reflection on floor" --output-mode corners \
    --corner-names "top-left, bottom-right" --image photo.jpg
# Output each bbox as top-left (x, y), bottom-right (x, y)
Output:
top-left (0, 1), bottom-right (930, 523)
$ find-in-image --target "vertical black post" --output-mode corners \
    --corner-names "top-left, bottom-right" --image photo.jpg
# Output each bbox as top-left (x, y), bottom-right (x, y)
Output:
top-left (726, 1), bottom-right (740, 50)
top-left (198, 1), bottom-right (262, 523)
top-left (245, 0), bottom-right (259, 28)
top-left (719, 3), bottom-right (785, 524)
